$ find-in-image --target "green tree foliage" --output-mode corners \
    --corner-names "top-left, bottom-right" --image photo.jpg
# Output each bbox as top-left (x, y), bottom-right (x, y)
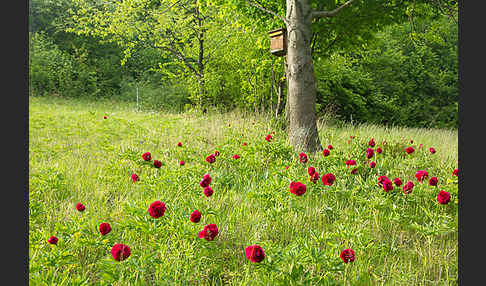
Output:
top-left (314, 14), bottom-right (458, 128)
top-left (66, 0), bottom-right (285, 111)
top-left (211, 0), bottom-right (457, 131)
top-left (29, 0), bottom-right (160, 98)
top-left (200, 8), bottom-right (284, 111)
top-left (68, 0), bottom-right (218, 103)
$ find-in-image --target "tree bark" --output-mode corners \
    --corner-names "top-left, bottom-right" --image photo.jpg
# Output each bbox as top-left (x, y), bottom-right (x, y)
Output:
top-left (284, 55), bottom-right (290, 125)
top-left (285, 0), bottom-right (322, 153)
top-left (196, 4), bottom-right (206, 107)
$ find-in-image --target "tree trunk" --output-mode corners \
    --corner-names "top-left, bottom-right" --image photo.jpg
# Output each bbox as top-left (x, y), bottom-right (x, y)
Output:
top-left (197, 73), bottom-right (205, 107)
top-left (196, 4), bottom-right (206, 107)
top-left (284, 56), bottom-right (290, 125)
top-left (285, 0), bottom-right (322, 153)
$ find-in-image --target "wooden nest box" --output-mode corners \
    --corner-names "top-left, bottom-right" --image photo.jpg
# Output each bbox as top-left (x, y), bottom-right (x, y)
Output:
top-left (268, 28), bottom-right (287, 57)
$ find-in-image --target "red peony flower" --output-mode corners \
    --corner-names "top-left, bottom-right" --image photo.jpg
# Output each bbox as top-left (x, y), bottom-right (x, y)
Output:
top-left (233, 154), bottom-right (240, 160)
top-left (322, 173), bottom-right (336, 186)
top-left (131, 173), bottom-right (139, 183)
top-left (452, 169), bottom-right (458, 176)
top-left (148, 201), bottom-right (166, 218)
top-left (410, 139), bottom-right (414, 144)
top-left (376, 147), bottom-right (382, 154)
top-left (111, 243), bottom-right (131, 261)
top-left (198, 224), bottom-right (218, 241)
top-left (429, 177), bottom-right (438, 186)
top-left (179, 160), bottom-right (185, 166)
top-left (48, 236), bottom-right (58, 245)
top-left (328, 144), bottom-right (334, 150)
top-left (369, 138), bottom-right (375, 147)
top-left (419, 144), bottom-right (423, 149)
top-left (99, 223), bottom-right (112, 235)
top-left (310, 172), bottom-right (320, 184)
top-left (429, 147), bottom-right (436, 154)
top-left (203, 186), bottom-right (214, 197)
top-left (323, 149), bottom-right (330, 157)
top-left (177, 142), bottom-right (182, 147)
top-left (370, 161), bottom-right (376, 168)
top-left (383, 179), bottom-right (394, 192)
top-left (366, 148), bottom-right (374, 159)
top-left (406, 147), bottom-right (415, 154)
top-left (190, 210), bottom-right (201, 223)
top-left (340, 248), bottom-right (355, 263)
top-left (142, 152), bottom-right (152, 161)
top-left (415, 170), bottom-right (429, 183)
top-left (153, 160), bottom-right (162, 168)
top-left (214, 150), bottom-right (220, 156)
top-left (243, 142), bottom-right (247, 146)
top-left (307, 166), bottom-right (316, 176)
top-left (437, 190), bottom-right (451, 204)
top-left (103, 116), bottom-right (107, 119)
top-left (402, 181), bottom-right (414, 194)
top-left (206, 154), bottom-right (216, 164)
top-left (299, 152), bottom-right (308, 164)
top-left (245, 244), bottom-right (265, 263)
top-left (265, 134), bottom-right (273, 142)
top-left (290, 181), bottom-right (307, 196)
top-left (393, 177), bottom-right (402, 187)
top-left (345, 160), bottom-right (356, 167)
top-left (377, 175), bottom-right (389, 187)
top-left (76, 203), bottom-right (85, 212)
top-left (200, 174), bottom-right (212, 188)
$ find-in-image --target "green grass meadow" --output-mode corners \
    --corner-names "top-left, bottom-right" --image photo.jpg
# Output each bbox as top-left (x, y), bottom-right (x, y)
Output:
top-left (29, 96), bottom-right (458, 285)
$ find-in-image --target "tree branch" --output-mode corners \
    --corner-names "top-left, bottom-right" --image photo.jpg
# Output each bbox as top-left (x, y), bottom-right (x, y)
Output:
top-left (312, 0), bottom-right (355, 19)
top-left (160, 45), bottom-right (199, 76)
top-left (245, 0), bottom-right (288, 25)
top-left (310, 32), bottom-right (318, 55)
top-left (432, 0), bottom-right (458, 24)
top-left (160, 0), bottom-right (186, 14)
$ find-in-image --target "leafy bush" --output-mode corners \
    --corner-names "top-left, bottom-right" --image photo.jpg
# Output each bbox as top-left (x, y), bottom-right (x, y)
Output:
top-left (29, 32), bottom-right (126, 98)
top-left (314, 16), bottom-right (457, 129)
top-left (29, 32), bottom-right (75, 97)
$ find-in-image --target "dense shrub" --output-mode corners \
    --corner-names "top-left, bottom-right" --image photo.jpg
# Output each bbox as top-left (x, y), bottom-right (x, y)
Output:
top-left (29, 32), bottom-right (75, 97)
top-left (29, 32), bottom-right (122, 98)
top-left (314, 17), bottom-right (458, 129)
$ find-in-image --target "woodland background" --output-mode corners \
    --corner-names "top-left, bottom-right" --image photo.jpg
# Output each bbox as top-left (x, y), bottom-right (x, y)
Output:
top-left (29, 0), bottom-right (458, 129)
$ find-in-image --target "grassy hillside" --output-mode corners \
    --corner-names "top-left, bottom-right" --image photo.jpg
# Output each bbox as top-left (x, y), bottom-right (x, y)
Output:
top-left (29, 96), bottom-right (458, 285)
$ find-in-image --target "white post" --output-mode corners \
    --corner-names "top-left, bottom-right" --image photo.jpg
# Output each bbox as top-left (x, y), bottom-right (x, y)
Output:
top-left (136, 84), bottom-right (139, 110)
